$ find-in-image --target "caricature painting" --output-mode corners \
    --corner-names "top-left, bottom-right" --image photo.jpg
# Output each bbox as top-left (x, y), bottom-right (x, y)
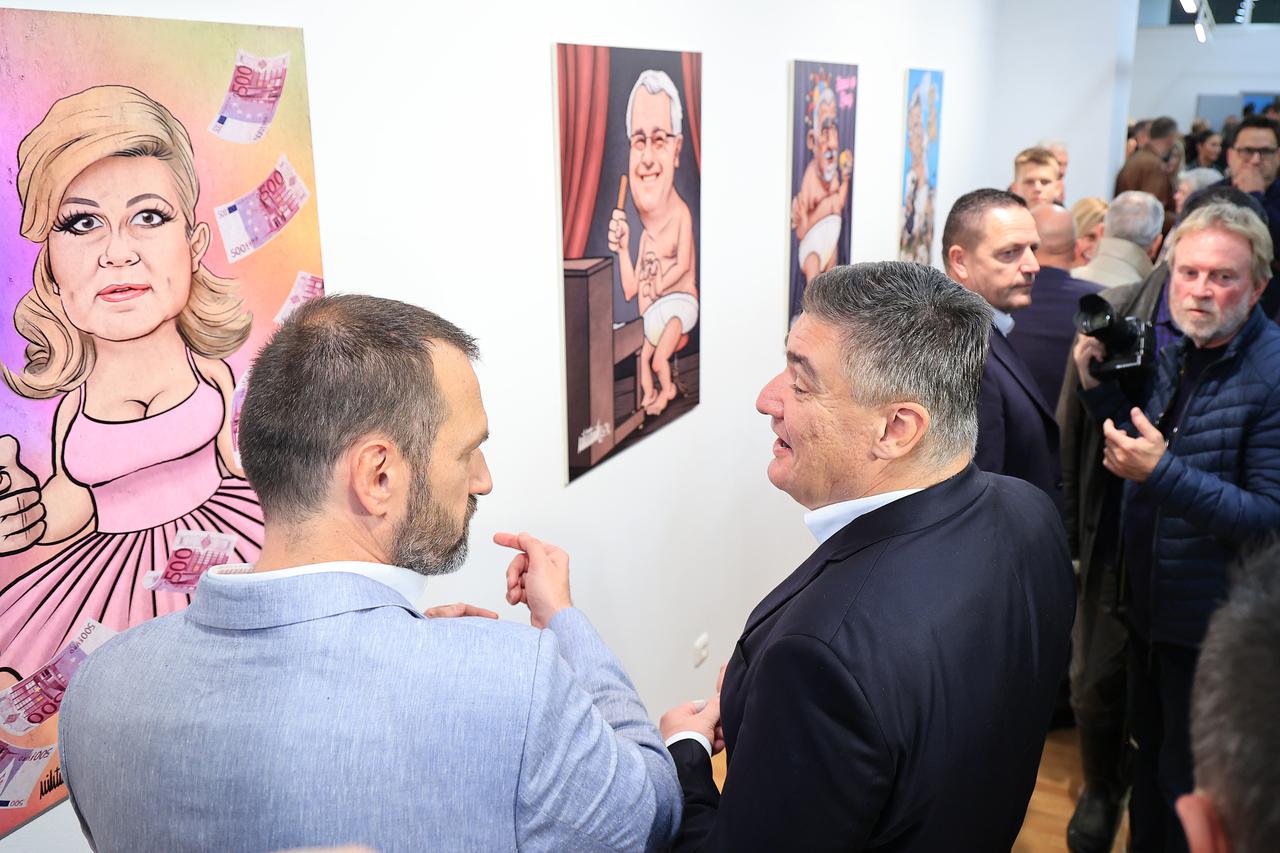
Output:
top-left (557, 44), bottom-right (701, 482)
top-left (0, 9), bottom-right (324, 834)
top-left (788, 61), bottom-right (857, 324)
top-left (898, 69), bottom-right (943, 265)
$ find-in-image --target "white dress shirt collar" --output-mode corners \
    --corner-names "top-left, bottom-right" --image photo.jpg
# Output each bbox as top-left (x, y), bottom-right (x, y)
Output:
top-left (803, 488), bottom-right (923, 545)
top-left (210, 561), bottom-right (431, 611)
top-left (991, 309), bottom-right (1015, 337)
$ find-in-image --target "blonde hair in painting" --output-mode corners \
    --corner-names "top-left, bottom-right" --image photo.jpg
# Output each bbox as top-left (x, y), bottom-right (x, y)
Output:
top-left (3, 85), bottom-right (249, 399)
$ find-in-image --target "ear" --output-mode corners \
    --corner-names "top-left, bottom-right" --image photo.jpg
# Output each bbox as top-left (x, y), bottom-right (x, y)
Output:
top-left (673, 133), bottom-right (683, 169)
top-left (1175, 792), bottom-right (1232, 853)
top-left (347, 436), bottom-right (400, 519)
top-left (871, 402), bottom-right (931, 461)
top-left (189, 222), bottom-right (211, 273)
top-left (1148, 232), bottom-right (1164, 261)
top-left (946, 244), bottom-right (969, 283)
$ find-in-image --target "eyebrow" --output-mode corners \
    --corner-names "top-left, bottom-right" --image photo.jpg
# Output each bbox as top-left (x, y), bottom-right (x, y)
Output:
top-left (127, 193), bottom-right (171, 207)
top-left (62, 197), bottom-right (99, 208)
top-left (786, 350), bottom-right (821, 385)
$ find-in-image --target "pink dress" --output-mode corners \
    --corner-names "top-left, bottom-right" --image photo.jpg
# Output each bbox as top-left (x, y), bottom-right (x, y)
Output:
top-left (0, 352), bottom-right (263, 676)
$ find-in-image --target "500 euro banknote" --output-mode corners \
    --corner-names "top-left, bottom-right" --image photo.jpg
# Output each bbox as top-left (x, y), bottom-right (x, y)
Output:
top-left (209, 50), bottom-right (289, 144)
top-left (0, 620), bottom-right (115, 737)
top-left (274, 272), bottom-right (325, 324)
top-left (0, 742), bottom-right (54, 809)
top-left (215, 154), bottom-right (310, 263)
top-left (143, 530), bottom-right (240, 594)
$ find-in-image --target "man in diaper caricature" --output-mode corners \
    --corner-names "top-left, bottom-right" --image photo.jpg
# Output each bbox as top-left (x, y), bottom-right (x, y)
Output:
top-left (608, 69), bottom-right (697, 417)
top-left (791, 77), bottom-right (852, 286)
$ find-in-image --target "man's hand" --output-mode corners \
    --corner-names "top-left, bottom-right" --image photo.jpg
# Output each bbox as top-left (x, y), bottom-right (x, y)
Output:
top-left (423, 602), bottom-right (498, 619)
top-left (1072, 334), bottom-right (1106, 391)
top-left (660, 693), bottom-right (723, 754)
top-left (1234, 166), bottom-right (1267, 195)
top-left (495, 531), bottom-right (572, 629)
top-left (607, 209), bottom-right (630, 255)
top-left (1102, 408), bottom-right (1167, 482)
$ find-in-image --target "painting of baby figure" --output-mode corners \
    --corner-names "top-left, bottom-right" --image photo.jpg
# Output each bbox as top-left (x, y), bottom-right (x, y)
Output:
top-left (788, 61), bottom-right (857, 324)
top-left (0, 8), bottom-right (324, 835)
top-left (557, 45), bottom-right (701, 482)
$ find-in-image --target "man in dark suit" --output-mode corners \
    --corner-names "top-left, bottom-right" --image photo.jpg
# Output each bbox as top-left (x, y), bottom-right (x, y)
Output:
top-left (943, 188), bottom-right (1063, 510)
top-left (659, 262), bottom-right (1076, 851)
top-left (1009, 203), bottom-right (1103, 410)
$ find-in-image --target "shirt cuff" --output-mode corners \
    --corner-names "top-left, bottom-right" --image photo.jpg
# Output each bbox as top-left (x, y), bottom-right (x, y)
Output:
top-left (665, 730), bottom-right (712, 757)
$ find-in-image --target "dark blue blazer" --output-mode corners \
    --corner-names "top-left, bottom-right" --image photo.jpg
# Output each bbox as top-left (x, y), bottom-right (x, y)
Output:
top-left (669, 465), bottom-right (1076, 852)
top-left (977, 326), bottom-right (1063, 512)
top-left (1008, 266), bottom-right (1102, 411)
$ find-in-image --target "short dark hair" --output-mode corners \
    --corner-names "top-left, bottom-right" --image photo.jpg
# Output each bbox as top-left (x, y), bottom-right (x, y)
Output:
top-left (239, 295), bottom-right (479, 522)
top-left (941, 188), bottom-right (1027, 273)
top-left (1180, 183), bottom-right (1269, 226)
top-left (1129, 119), bottom-right (1152, 140)
top-left (801, 262), bottom-right (992, 465)
top-left (1148, 116), bottom-right (1178, 141)
top-left (1234, 114), bottom-right (1280, 148)
top-left (1190, 541), bottom-right (1280, 853)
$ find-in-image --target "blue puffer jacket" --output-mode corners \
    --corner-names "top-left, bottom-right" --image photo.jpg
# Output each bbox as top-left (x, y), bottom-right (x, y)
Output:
top-left (1126, 306), bottom-right (1280, 648)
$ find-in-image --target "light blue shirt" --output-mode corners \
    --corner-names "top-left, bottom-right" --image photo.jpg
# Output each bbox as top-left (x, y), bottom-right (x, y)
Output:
top-left (803, 489), bottom-right (923, 544)
top-left (992, 309), bottom-right (1015, 337)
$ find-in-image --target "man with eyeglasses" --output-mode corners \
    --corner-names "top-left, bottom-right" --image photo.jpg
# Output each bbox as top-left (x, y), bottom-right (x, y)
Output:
top-left (607, 68), bottom-right (698, 417)
top-left (1218, 115), bottom-right (1280, 278)
top-left (790, 75), bottom-right (853, 294)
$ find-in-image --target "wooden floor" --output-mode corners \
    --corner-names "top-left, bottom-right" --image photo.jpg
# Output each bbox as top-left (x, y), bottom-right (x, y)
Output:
top-left (710, 728), bottom-right (1127, 852)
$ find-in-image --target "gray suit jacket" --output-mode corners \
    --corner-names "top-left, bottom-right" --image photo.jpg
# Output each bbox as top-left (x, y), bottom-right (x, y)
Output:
top-left (58, 571), bottom-right (680, 852)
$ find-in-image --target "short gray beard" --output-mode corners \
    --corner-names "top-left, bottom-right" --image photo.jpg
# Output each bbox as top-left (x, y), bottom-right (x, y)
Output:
top-left (392, 471), bottom-right (477, 576)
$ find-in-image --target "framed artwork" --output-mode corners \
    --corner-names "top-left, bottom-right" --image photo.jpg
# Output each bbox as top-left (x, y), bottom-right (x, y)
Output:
top-left (556, 43), bottom-right (701, 482)
top-left (0, 8), bottom-right (324, 834)
top-left (788, 61), bottom-right (857, 322)
top-left (898, 69), bottom-right (943, 265)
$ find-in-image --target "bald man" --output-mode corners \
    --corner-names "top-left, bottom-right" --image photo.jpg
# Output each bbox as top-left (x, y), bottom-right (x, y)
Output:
top-left (1007, 204), bottom-right (1103, 411)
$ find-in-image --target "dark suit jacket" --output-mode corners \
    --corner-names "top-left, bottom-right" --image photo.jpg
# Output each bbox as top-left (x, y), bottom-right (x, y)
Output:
top-left (1007, 266), bottom-right (1103, 412)
top-left (976, 326), bottom-right (1063, 512)
top-left (669, 465), bottom-right (1075, 851)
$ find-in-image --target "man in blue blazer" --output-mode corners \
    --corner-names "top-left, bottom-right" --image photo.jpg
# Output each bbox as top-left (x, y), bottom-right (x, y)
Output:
top-left (945, 189), bottom-right (1064, 511)
top-left (659, 263), bottom-right (1076, 851)
top-left (58, 296), bottom-right (680, 853)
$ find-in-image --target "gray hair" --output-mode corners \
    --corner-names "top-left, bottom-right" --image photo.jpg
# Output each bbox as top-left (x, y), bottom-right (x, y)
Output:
top-left (801, 262), bottom-right (993, 466)
top-left (1103, 191), bottom-right (1164, 248)
top-left (625, 69), bottom-right (683, 138)
top-left (239, 295), bottom-right (479, 523)
top-left (1179, 166), bottom-right (1224, 196)
top-left (1167, 200), bottom-right (1274, 284)
top-left (1191, 541), bottom-right (1280, 853)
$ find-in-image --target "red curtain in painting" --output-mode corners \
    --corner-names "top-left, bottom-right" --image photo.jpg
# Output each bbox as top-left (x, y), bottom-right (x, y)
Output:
top-left (559, 44), bottom-right (610, 259)
top-left (680, 52), bottom-right (701, 172)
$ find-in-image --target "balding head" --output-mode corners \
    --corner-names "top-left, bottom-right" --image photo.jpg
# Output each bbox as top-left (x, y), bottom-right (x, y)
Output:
top-left (1030, 204), bottom-right (1076, 269)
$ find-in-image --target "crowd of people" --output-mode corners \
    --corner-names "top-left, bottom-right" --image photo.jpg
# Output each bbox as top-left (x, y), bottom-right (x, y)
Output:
top-left (39, 108), bottom-right (1280, 853)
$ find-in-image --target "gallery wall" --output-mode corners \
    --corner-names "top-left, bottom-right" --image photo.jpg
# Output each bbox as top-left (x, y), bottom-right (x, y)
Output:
top-left (1131, 24), bottom-right (1280, 128)
top-left (2, 0), bottom-right (1140, 847)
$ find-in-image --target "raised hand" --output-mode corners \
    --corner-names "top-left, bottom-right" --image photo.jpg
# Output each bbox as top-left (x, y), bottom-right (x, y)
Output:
top-left (0, 435), bottom-right (45, 555)
top-left (494, 531), bottom-right (572, 629)
top-left (607, 209), bottom-right (630, 255)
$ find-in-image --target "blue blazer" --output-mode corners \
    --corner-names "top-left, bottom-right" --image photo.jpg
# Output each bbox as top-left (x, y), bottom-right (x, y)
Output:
top-left (669, 465), bottom-right (1076, 851)
top-left (59, 571), bottom-right (680, 852)
top-left (1007, 265), bottom-right (1102, 412)
top-left (977, 326), bottom-right (1063, 512)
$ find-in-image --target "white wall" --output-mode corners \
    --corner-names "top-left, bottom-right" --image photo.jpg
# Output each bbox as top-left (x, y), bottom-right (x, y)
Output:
top-left (1, 0), bottom-right (1140, 848)
top-left (1131, 24), bottom-right (1280, 128)
top-left (981, 0), bottom-right (1140, 205)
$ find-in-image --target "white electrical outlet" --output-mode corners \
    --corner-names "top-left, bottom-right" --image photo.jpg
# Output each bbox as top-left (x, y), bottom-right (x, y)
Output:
top-left (692, 632), bottom-right (710, 667)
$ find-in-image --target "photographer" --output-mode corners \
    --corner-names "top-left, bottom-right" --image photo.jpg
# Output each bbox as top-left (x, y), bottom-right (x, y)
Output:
top-left (1070, 201), bottom-right (1280, 852)
top-left (1055, 186), bottom-right (1271, 853)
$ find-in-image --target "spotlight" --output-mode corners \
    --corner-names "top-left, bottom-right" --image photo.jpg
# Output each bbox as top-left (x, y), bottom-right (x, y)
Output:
top-left (1180, 0), bottom-right (1197, 12)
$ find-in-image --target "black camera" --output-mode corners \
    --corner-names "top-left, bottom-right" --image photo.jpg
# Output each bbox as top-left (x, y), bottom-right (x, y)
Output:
top-left (1074, 293), bottom-right (1155, 381)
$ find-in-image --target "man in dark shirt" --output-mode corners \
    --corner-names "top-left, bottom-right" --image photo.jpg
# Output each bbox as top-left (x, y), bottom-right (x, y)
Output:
top-left (1216, 115), bottom-right (1280, 285)
top-left (1072, 201), bottom-right (1280, 853)
top-left (1116, 116), bottom-right (1179, 234)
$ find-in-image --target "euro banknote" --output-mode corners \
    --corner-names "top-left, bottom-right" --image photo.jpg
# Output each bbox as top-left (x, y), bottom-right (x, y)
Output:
top-left (209, 50), bottom-right (289, 143)
top-left (215, 154), bottom-right (310, 263)
top-left (0, 620), bottom-right (114, 737)
top-left (142, 530), bottom-right (239, 593)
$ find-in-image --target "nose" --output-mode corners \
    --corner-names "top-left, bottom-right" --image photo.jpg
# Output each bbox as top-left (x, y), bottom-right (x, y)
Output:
top-left (99, 229), bottom-right (140, 269)
top-left (756, 372), bottom-right (785, 419)
top-left (1022, 247), bottom-right (1040, 276)
top-left (471, 450), bottom-right (493, 496)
